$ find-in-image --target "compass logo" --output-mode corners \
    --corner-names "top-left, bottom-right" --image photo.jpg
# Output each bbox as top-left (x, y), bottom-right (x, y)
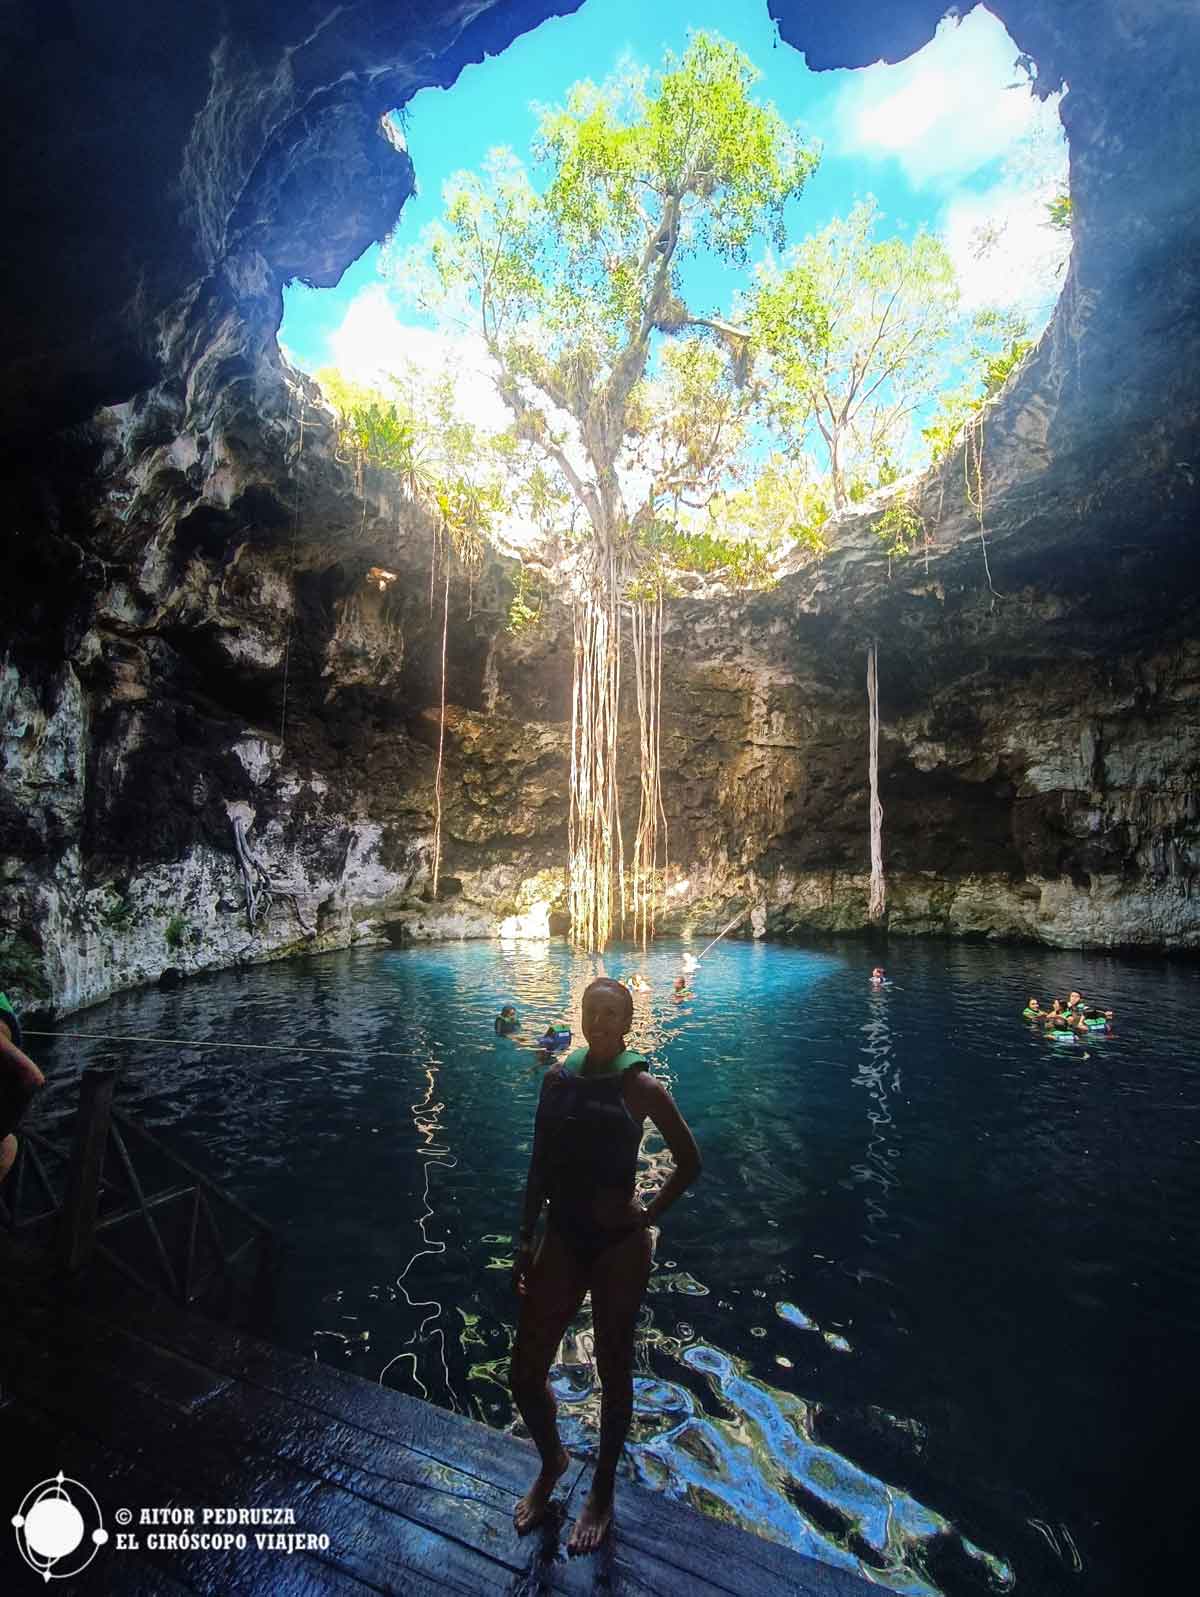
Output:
top-left (11, 1471), bottom-right (108, 1581)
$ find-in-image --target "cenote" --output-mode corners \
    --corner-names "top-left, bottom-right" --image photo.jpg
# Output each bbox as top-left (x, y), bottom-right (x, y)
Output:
top-left (30, 937), bottom-right (1200, 1595)
top-left (5, 0), bottom-right (1200, 1592)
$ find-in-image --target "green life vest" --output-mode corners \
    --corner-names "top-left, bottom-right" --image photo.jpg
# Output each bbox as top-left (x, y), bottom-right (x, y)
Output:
top-left (562, 1046), bottom-right (646, 1078)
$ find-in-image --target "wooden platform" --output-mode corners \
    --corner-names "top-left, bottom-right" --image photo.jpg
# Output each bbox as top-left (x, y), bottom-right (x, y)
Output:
top-left (0, 1242), bottom-right (877, 1596)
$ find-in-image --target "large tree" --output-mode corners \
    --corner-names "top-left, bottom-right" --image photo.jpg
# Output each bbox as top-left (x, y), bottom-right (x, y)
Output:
top-left (747, 197), bottom-right (961, 509)
top-left (391, 33), bottom-right (817, 948)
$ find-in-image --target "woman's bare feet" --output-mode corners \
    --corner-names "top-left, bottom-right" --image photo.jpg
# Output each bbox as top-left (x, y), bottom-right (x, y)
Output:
top-left (567, 1485), bottom-right (613, 1555)
top-left (513, 1446), bottom-right (570, 1535)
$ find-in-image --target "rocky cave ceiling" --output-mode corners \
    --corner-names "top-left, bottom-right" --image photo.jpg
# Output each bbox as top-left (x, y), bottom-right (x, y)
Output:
top-left (1, 0), bottom-right (1197, 667)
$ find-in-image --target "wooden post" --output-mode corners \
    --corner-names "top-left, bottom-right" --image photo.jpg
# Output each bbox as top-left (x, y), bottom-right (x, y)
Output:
top-left (59, 1067), bottom-right (115, 1273)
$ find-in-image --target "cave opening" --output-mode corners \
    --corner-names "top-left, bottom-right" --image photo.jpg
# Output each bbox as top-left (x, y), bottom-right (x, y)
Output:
top-left (279, 0), bottom-right (1072, 526)
top-left (274, 0), bottom-right (1072, 948)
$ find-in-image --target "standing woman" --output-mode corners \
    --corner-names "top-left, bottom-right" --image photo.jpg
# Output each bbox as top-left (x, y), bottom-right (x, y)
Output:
top-left (510, 976), bottom-right (701, 1554)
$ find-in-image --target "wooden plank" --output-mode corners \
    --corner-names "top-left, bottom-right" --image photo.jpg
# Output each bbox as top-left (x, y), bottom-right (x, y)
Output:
top-left (565, 1488), bottom-right (876, 1597)
top-left (4, 1326), bottom-right (532, 1595)
top-left (2, 1300), bottom-right (236, 1415)
top-left (6, 1273), bottom-right (563, 1498)
top-left (0, 1263), bottom-right (881, 1597)
top-left (3, 1392), bottom-right (398, 1596)
top-left (3, 1298), bottom-right (553, 1589)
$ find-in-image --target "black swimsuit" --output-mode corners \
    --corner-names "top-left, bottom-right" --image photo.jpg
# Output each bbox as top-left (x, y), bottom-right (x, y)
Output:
top-left (537, 1057), bottom-right (645, 1271)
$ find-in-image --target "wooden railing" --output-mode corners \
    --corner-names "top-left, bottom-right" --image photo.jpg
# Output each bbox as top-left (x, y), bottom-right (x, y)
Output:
top-left (0, 1120), bottom-right (71, 1240)
top-left (1, 1067), bottom-right (277, 1325)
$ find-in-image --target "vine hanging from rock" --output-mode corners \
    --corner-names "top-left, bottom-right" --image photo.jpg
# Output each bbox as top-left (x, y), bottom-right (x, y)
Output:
top-left (867, 643), bottom-right (886, 921)
top-left (628, 582), bottom-right (667, 949)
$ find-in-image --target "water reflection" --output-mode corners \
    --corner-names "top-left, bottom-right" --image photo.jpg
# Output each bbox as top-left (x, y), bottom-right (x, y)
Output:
top-left (378, 1055), bottom-right (459, 1410)
top-left (853, 983), bottom-right (902, 1250)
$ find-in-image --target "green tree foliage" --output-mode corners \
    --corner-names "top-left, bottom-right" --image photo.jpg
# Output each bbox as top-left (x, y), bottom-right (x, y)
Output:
top-left (316, 363), bottom-right (501, 553)
top-left (747, 197), bottom-right (961, 510)
top-left (1045, 192), bottom-right (1072, 230)
top-left (873, 494), bottom-right (925, 556)
top-left (389, 31), bottom-right (818, 565)
top-left (706, 454), bottom-right (830, 556)
top-left (920, 310), bottom-right (1032, 465)
top-left (507, 565), bottom-right (546, 633)
top-left (316, 365), bottom-right (433, 498)
top-left (639, 522), bottom-right (777, 590)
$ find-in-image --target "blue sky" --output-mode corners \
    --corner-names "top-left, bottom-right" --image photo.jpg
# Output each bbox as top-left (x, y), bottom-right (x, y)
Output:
top-left (279, 0), bottom-right (1067, 427)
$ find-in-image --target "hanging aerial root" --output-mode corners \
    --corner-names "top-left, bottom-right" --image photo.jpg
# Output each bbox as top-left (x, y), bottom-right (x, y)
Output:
top-left (431, 551), bottom-right (450, 897)
top-left (231, 814), bottom-right (315, 937)
top-left (568, 584), bottom-right (621, 950)
top-left (867, 642), bottom-right (886, 922)
top-left (628, 588), bottom-right (666, 949)
top-left (965, 409), bottom-right (999, 602)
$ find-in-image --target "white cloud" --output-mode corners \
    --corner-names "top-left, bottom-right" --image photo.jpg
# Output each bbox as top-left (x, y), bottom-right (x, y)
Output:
top-left (829, 7), bottom-right (1048, 188)
top-left (325, 285), bottom-right (513, 434)
top-left (943, 178), bottom-right (1070, 323)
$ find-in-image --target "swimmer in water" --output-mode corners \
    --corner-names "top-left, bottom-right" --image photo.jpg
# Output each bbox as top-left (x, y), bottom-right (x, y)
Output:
top-left (870, 967), bottom-right (886, 985)
top-left (672, 975), bottom-right (692, 1001)
top-left (495, 1004), bottom-right (520, 1036)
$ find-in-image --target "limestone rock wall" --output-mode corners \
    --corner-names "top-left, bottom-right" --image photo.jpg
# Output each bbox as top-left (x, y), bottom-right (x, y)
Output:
top-left (651, 615), bottom-right (1200, 950)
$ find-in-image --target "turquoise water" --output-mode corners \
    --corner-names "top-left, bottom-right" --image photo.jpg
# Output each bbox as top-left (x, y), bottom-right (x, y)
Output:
top-left (30, 939), bottom-right (1200, 1594)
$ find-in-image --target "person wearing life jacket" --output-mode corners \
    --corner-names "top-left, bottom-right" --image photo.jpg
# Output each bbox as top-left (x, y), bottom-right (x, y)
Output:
top-left (509, 978), bottom-right (701, 1555)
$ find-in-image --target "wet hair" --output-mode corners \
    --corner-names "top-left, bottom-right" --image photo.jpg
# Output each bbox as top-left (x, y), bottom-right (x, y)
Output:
top-left (583, 977), bottom-right (633, 1030)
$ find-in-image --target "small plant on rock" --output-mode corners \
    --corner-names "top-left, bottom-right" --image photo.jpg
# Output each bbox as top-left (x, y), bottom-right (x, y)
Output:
top-left (874, 495), bottom-right (925, 557)
top-left (101, 892), bottom-right (136, 932)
